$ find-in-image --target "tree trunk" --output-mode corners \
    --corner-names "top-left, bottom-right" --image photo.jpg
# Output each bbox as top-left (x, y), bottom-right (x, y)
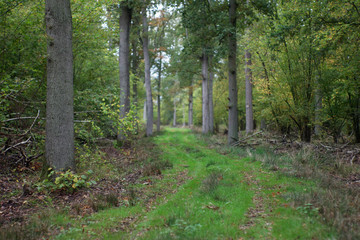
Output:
top-left (201, 51), bottom-right (210, 134)
top-left (118, 3), bottom-right (132, 141)
top-left (188, 85), bottom-right (193, 127)
top-left (45, 0), bottom-right (75, 171)
top-left (142, 6), bottom-right (153, 136)
top-left (173, 97), bottom-right (177, 127)
top-left (143, 100), bottom-right (146, 121)
top-left (208, 56), bottom-right (214, 133)
top-left (245, 49), bottom-right (254, 134)
top-left (314, 75), bottom-right (322, 136)
top-left (300, 117), bottom-right (312, 142)
top-left (182, 102), bottom-right (186, 127)
top-left (228, 0), bottom-right (238, 144)
top-left (157, 53), bottom-right (162, 132)
top-left (349, 92), bottom-right (360, 143)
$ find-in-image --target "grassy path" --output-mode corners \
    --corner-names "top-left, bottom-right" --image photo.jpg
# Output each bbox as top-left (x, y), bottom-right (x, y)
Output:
top-left (54, 128), bottom-right (335, 239)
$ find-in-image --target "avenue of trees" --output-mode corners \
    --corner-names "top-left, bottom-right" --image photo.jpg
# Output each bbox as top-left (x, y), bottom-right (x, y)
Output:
top-left (1, 0), bottom-right (360, 170)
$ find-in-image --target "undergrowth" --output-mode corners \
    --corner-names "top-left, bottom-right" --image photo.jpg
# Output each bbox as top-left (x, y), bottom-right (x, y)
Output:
top-left (204, 131), bottom-right (360, 240)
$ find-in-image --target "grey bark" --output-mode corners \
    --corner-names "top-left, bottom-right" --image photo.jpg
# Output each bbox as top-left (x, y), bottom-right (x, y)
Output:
top-left (182, 102), bottom-right (186, 127)
top-left (245, 49), bottom-right (254, 134)
top-left (118, 3), bottom-right (132, 141)
top-left (157, 52), bottom-right (162, 132)
top-left (142, 6), bottom-right (153, 136)
top-left (245, 0), bottom-right (253, 134)
top-left (208, 56), bottom-right (214, 133)
top-left (45, 0), bottom-right (75, 171)
top-left (228, 0), bottom-right (238, 144)
top-left (201, 52), bottom-right (210, 134)
top-left (188, 85), bottom-right (193, 127)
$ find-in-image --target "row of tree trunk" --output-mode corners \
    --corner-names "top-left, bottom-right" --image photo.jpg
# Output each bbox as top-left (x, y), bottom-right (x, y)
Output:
top-left (45, 0), bottom-right (156, 172)
top-left (199, 0), bottom-right (254, 142)
top-left (45, 0), bottom-right (256, 171)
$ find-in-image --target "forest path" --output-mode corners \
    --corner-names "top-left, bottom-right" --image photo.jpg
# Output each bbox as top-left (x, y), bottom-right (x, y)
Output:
top-left (56, 128), bottom-right (335, 239)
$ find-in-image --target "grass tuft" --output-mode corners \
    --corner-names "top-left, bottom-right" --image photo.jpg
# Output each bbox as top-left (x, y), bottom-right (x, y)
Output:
top-left (200, 170), bottom-right (223, 194)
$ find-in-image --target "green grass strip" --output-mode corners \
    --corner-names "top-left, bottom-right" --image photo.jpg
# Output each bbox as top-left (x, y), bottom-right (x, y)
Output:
top-left (52, 128), bottom-right (336, 239)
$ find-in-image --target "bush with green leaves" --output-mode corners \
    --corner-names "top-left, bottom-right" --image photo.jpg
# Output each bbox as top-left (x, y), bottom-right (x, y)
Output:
top-left (36, 168), bottom-right (96, 193)
top-left (99, 98), bottom-right (139, 138)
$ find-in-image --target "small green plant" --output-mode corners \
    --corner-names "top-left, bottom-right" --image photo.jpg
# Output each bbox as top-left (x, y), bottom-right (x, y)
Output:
top-left (160, 218), bottom-right (202, 238)
top-left (296, 203), bottom-right (319, 218)
top-left (35, 168), bottom-right (96, 193)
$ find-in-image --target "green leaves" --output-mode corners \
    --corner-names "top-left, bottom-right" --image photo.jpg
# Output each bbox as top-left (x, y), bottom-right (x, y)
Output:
top-left (36, 168), bottom-right (96, 193)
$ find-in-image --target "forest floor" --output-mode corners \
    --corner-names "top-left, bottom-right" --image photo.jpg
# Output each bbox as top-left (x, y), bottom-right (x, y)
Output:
top-left (1, 127), bottom-right (360, 239)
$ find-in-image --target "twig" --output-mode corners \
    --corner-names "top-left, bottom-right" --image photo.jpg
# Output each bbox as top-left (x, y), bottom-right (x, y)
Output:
top-left (22, 110), bottom-right (40, 136)
top-left (2, 116), bottom-right (44, 122)
top-left (74, 111), bottom-right (101, 114)
top-left (2, 137), bottom-right (31, 154)
top-left (231, 131), bottom-right (263, 147)
top-left (350, 155), bottom-right (355, 166)
top-left (319, 143), bottom-right (333, 150)
top-left (340, 141), bottom-right (351, 150)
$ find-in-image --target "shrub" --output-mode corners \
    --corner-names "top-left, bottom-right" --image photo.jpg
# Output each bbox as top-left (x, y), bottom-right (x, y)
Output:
top-left (35, 168), bottom-right (96, 193)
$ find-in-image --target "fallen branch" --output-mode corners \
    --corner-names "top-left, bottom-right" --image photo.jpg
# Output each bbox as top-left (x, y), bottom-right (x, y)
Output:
top-left (2, 116), bottom-right (45, 123)
top-left (22, 110), bottom-right (40, 136)
top-left (2, 137), bottom-right (31, 154)
top-left (231, 131), bottom-right (263, 147)
top-left (319, 143), bottom-right (333, 151)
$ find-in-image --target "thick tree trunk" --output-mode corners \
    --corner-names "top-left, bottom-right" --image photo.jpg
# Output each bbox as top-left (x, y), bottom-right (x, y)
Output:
top-left (188, 85), bottom-right (193, 127)
top-left (142, 6), bottom-right (153, 136)
top-left (118, 3), bottom-right (132, 141)
top-left (228, 0), bottom-right (238, 144)
top-left (208, 57), bottom-right (214, 133)
top-left (157, 53), bottom-right (162, 132)
top-left (201, 52), bottom-right (210, 134)
top-left (45, 0), bottom-right (74, 171)
top-left (245, 49), bottom-right (254, 134)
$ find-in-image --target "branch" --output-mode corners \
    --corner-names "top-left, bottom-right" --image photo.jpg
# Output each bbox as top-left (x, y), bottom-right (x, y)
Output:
top-left (2, 137), bottom-right (31, 154)
top-left (22, 110), bottom-right (40, 136)
top-left (231, 131), bottom-right (263, 147)
top-left (2, 116), bottom-right (44, 123)
top-left (74, 120), bottom-right (94, 123)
